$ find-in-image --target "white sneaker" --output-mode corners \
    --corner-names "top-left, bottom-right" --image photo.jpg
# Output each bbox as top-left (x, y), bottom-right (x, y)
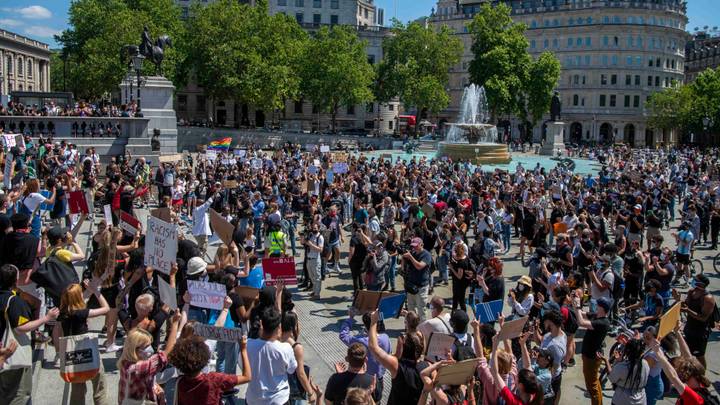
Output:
top-left (104, 343), bottom-right (123, 353)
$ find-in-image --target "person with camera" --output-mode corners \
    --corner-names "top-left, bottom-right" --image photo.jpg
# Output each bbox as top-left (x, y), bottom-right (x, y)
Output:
top-left (363, 238), bottom-right (389, 292)
top-left (302, 222), bottom-right (324, 300)
top-left (348, 225), bottom-right (369, 294)
top-left (401, 237), bottom-right (433, 322)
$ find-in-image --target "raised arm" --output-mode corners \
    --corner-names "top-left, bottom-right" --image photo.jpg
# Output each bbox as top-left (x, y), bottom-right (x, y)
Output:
top-left (648, 338), bottom-right (685, 394)
top-left (368, 310), bottom-right (399, 377)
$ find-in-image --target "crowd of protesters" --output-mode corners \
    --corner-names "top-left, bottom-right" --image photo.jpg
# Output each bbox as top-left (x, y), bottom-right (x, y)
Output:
top-left (0, 100), bottom-right (142, 118)
top-left (0, 133), bottom-right (718, 405)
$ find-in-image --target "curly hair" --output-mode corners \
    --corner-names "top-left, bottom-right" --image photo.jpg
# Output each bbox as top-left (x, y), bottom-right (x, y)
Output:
top-left (674, 356), bottom-right (710, 388)
top-left (168, 336), bottom-right (210, 376)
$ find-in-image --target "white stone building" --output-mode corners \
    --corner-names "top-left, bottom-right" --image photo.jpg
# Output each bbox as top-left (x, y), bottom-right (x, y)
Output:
top-left (430, 0), bottom-right (689, 147)
top-left (0, 28), bottom-right (51, 101)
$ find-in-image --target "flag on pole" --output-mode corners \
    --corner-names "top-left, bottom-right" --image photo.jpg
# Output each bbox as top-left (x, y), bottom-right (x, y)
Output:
top-left (208, 137), bottom-right (232, 150)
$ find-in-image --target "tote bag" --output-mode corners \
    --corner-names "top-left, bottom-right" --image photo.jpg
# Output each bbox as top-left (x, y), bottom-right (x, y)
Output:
top-left (0, 296), bottom-right (33, 372)
top-left (59, 333), bottom-right (100, 383)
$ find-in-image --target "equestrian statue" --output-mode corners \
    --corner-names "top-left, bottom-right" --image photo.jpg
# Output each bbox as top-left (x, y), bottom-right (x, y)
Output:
top-left (120, 26), bottom-right (172, 76)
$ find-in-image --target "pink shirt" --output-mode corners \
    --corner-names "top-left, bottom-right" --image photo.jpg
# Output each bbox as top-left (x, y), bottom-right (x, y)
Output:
top-left (476, 353), bottom-right (518, 405)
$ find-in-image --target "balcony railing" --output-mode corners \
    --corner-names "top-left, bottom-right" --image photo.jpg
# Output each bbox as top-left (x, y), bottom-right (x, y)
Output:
top-left (0, 115), bottom-right (150, 138)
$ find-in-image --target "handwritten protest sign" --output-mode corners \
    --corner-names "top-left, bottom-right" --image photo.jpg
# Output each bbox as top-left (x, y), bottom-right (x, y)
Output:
top-left (159, 154), bottom-right (182, 163)
top-left (150, 207), bottom-right (173, 223)
top-left (2, 134), bottom-right (16, 148)
top-left (209, 209), bottom-right (234, 246)
top-left (103, 205), bottom-right (113, 226)
top-left (262, 257), bottom-right (297, 285)
top-left (658, 303), bottom-right (681, 339)
top-left (193, 323), bottom-right (244, 343)
top-left (497, 317), bottom-right (529, 341)
top-left (332, 162), bottom-right (349, 174)
top-left (425, 333), bottom-right (457, 361)
top-left (205, 150), bottom-right (217, 161)
top-left (68, 191), bottom-right (89, 215)
top-left (234, 149), bottom-right (246, 157)
top-left (473, 300), bottom-right (503, 323)
top-left (119, 212), bottom-right (141, 235)
top-left (144, 216), bottom-right (178, 274)
top-left (157, 277), bottom-right (177, 310)
top-left (320, 145), bottom-right (330, 153)
top-left (435, 359), bottom-right (480, 386)
top-left (222, 180), bottom-right (239, 189)
top-left (187, 280), bottom-right (226, 310)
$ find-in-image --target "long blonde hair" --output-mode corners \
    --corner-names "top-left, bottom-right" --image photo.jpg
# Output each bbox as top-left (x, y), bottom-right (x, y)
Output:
top-left (59, 284), bottom-right (86, 315)
top-left (94, 229), bottom-right (118, 288)
top-left (118, 328), bottom-right (153, 368)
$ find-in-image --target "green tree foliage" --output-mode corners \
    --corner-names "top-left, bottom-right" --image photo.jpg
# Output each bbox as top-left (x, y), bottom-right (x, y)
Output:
top-left (376, 20), bottom-right (462, 125)
top-left (299, 26), bottom-right (375, 132)
top-left (468, 3), bottom-right (560, 127)
top-left (54, 0), bottom-right (184, 100)
top-left (184, 0), bottom-right (307, 112)
top-left (648, 67), bottom-right (720, 138)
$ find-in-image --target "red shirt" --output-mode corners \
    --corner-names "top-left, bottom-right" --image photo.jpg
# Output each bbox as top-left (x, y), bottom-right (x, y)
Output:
top-left (500, 386), bottom-right (526, 405)
top-left (678, 386), bottom-right (704, 405)
top-left (176, 372), bottom-right (238, 405)
top-left (119, 352), bottom-right (168, 404)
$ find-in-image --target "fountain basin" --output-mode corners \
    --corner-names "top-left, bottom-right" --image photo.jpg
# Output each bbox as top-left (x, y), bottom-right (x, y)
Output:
top-left (437, 142), bottom-right (511, 164)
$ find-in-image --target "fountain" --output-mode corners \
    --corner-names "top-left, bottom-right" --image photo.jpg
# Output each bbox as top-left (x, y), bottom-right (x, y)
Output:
top-left (437, 84), bottom-right (511, 164)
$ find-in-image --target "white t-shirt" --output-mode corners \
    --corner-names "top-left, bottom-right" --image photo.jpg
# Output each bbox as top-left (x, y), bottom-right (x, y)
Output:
top-left (245, 338), bottom-right (298, 405)
top-left (22, 192), bottom-right (47, 213)
top-left (418, 313), bottom-right (452, 347)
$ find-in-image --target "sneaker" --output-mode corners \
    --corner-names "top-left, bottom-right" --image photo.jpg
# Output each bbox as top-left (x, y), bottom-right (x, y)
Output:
top-left (104, 343), bottom-right (123, 353)
top-left (567, 358), bottom-right (576, 367)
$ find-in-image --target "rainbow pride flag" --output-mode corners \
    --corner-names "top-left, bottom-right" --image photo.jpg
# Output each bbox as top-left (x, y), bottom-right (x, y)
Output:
top-left (208, 137), bottom-right (232, 150)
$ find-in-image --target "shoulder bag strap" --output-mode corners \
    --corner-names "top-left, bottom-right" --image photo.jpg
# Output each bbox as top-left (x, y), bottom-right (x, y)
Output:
top-left (438, 316), bottom-right (452, 334)
top-left (173, 375), bottom-right (181, 405)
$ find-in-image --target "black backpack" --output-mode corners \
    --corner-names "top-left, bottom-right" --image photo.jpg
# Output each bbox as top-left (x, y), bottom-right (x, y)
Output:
top-left (562, 304), bottom-right (580, 334)
top-left (452, 337), bottom-right (476, 361)
top-left (31, 249), bottom-right (80, 302)
top-left (695, 388), bottom-right (720, 405)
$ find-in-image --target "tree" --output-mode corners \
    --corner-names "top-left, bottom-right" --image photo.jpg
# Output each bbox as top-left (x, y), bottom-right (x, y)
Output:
top-left (468, 3), bottom-right (560, 128)
top-left (184, 0), bottom-right (307, 115)
top-left (647, 85), bottom-right (693, 133)
top-left (299, 26), bottom-right (375, 132)
top-left (54, 0), bottom-right (185, 100)
top-left (376, 20), bottom-right (462, 131)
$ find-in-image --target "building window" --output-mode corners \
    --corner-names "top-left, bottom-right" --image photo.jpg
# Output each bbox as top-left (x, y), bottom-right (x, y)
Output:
top-left (27, 60), bottom-right (32, 77)
top-left (181, 6), bottom-right (189, 18)
top-left (313, 14), bottom-right (321, 24)
top-left (582, 76), bottom-right (586, 85)
top-left (6, 56), bottom-right (11, 74)
top-left (648, 58), bottom-right (653, 67)
top-left (295, 0), bottom-right (304, 6)
top-left (196, 95), bottom-right (206, 112)
top-left (655, 76), bottom-right (660, 86)
top-left (585, 37), bottom-right (591, 46)
top-left (634, 75), bottom-right (640, 86)
top-left (611, 74), bottom-right (617, 85)
top-left (553, 38), bottom-right (558, 48)
top-left (278, 0), bottom-right (287, 5)
top-left (389, 121), bottom-right (393, 130)
top-left (601, 74), bottom-right (607, 85)
top-left (543, 39), bottom-right (549, 49)
top-left (624, 95), bottom-right (630, 107)
top-left (611, 55), bottom-right (618, 65)
top-left (294, 100), bottom-right (303, 113)
top-left (584, 55), bottom-right (591, 65)
top-left (576, 37), bottom-right (582, 47)
top-left (567, 38), bottom-right (573, 47)
top-left (531, 20), bottom-right (537, 28)
top-left (648, 75), bottom-right (653, 86)
top-left (331, 0), bottom-right (338, 9)
top-left (600, 95), bottom-right (606, 107)
top-left (313, 0), bottom-right (321, 7)
top-left (17, 58), bottom-right (22, 77)
top-left (603, 36), bottom-right (609, 46)
top-left (177, 95), bottom-right (187, 111)
top-left (610, 95), bottom-right (616, 107)
top-left (602, 55), bottom-right (608, 65)
top-left (330, 14), bottom-right (338, 25)
top-left (626, 56), bottom-right (633, 66)
top-left (530, 40), bottom-right (536, 49)
top-left (573, 75), bottom-right (579, 85)
top-left (366, 103), bottom-right (374, 113)
top-left (347, 105), bottom-right (355, 115)
top-left (295, 13), bottom-right (303, 23)
top-left (573, 94), bottom-right (579, 106)
top-left (633, 95), bottom-right (640, 108)
top-left (625, 75), bottom-right (631, 86)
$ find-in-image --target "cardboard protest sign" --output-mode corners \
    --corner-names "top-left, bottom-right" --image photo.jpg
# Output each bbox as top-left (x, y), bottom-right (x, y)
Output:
top-left (497, 317), bottom-right (529, 341)
top-left (193, 323), bottom-right (243, 343)
top-left (187, 280), bottom-right (226, 310)
top-left (159, 154), bottom-right (182, 163)
top-left (103, 204), bottom-right (113, 226)
top-left (144, 216), bottom-right (178, 274)
top-left (150, 207), bottom-right (173, 223)
top-left (222, 180), bottom-right (239, 189)
top-left (209, 209), bottom-right (234, 246)
top-left (425, 332), bottom-right (457, 361)
top-left (320, 145), bottom-right (330, 153)
top-left (378, 293), bottom-right (406, 320)
top-left (68, 191), bottom-right (89, 215)
top-left (352, 290), bottom-right (384, 314)
top-left (262, 257), bottom-right (297, 285)
top-left (332, 162), bottom-right (349, 174)
top-left (234, 286), bottom-right (260, 310)
top-left (313, 159), bottom-right (321, 167)
top-left (157, 277), bottom-right (177, 310)
top-left (119, 212), bottom-right (141, 235)
top-left (435, 359), bottom-right (480, 387)
top-left (658, 302), bottom-right (681, 340)
top-left (473, 300), bottom-right (503, 323)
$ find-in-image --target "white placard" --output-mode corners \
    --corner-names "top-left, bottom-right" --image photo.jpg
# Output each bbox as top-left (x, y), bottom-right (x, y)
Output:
top-left (206, 150), bottom-right (217, 161)
top-left (157, 277), bottom-right (177, 310)
top-left (313, 159), bottom-right (320, 167)
top-left (144, 216), bottom-right (178, 274)
top-left (187, 280), bottom-right (226, 310)
top-left (2, 134), bottom-right (16, 148)
top-left (320, 145), bottom-right (330, 153)
top-left (234, 149), bottom-right (246, 157)
top-left (193, 323), bottom-right (243, 343)
top-left (103, 205), bottom-right (113, 226)
top-left (3, 152), bottom-right (12, 190)
top-left (252, 159), bottom-right (262, 169)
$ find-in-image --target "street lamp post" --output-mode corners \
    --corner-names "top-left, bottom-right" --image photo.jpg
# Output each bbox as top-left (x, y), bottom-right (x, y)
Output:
top-left (131, 52), bottom-right (145, 112)
top-left (702, 116), bottom-right (713, 145)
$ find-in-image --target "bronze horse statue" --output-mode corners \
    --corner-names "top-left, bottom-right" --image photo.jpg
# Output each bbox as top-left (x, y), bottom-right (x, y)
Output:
top-left (120, 27), bottom-right (172, 76)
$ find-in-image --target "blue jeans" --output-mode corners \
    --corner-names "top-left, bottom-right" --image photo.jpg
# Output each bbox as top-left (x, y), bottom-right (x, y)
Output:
top-left (288, 218), bottom-right (298, 256)
top-left (238, 217), bottom-right (249, 235)
top-left (502, 223), bottom-right (512, 252)
top-left (253, 218), bottom-right (263, 250)
top-left (645, 374), bottom-right (664, 405)
top-left (436, 252), bottom-right (449, 282)
top-left (386, 255), bottom-right (397, 289)
top-left (216, 341), bottom-right (239, 375)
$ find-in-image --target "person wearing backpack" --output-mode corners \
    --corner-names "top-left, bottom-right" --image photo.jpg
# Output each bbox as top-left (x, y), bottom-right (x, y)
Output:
top-left (449, 310), bottom-right (475, 361)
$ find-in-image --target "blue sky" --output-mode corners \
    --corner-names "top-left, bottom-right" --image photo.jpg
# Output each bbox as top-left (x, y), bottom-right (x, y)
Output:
top-left (0, 0), bottom-right (716, 48)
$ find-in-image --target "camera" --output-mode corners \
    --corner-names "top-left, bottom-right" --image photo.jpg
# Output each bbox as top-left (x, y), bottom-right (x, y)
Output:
top-left (396, 241), bottom-right (411, 255)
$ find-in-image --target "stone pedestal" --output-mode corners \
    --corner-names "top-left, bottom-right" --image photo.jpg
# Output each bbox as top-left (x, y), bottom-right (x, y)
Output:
top-left (540, 121), bottom-right (566, 156)
top-left (120, 75), bottom-right (177, 156)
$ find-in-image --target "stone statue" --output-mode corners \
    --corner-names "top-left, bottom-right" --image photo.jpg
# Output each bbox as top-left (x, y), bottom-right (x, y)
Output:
top-left (120, 26), bottom-right (173, 76)
top-left (140, 26), bottom-right (153, 57)
top-left (550, 91), bottom-right (562, 121)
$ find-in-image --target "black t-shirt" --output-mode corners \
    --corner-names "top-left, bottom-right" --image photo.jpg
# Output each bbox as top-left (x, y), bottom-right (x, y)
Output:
top-left (483, 276), bottom-right (505, 303)
top-left (0, 213), bottom-right (10, 261)
top-left (581, 317), bottom-right (610, 357)
top-left (0, 290), bottom-right (32, 339)
top-left (577, 240), bottom-right (595, 267)
top-left (628, 214), bottom-right (644, 233)
top-left (50, 187), bottom-right (66, 219)
top-left (324, 371), bottom-right (374, 405)
top-left (59, 308), bottom-right (90, 336)
top-left (388, 359), bottom-right (425, 405)
top-left (1, 231), bottom-right (39, 270)
top-left (349, 235), bottom-right (367, 266)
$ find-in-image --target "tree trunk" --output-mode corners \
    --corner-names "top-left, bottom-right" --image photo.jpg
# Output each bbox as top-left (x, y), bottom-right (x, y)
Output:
top-left (331, 102), bottom-right (338, 133)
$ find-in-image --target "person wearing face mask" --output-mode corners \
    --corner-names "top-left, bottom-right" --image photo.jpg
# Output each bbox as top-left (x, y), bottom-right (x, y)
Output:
top-left (622, 280), bottom-right (664, 329)
top-left (117, 312), bottom-right (181, 404)
top-left (508, 276), bottom-right (534, 319)
top-left (680, 274), bottom-right (716, 369)
top-left (622, 240), bottom-right (645, 307)
top-left (644, 248), bottom-right (674, 303)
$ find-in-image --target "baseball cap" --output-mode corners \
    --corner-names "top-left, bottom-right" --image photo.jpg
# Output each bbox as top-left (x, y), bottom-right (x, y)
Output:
top-left (450, 309), bottom-right (469, 331)
top-left (596, 297), bottom-right (612, 313)
top-left (634, 204), bottom-right (642, 210)
top-left (694, 274), bottom-right (710, 288)
top-left (410, 237), bottom-right (423, 247)
top-left (47, 226), bottom-right (68, 244)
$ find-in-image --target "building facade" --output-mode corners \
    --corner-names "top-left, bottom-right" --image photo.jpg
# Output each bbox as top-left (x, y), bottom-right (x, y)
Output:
top-left (174, 0), bottom-right (399, 134)
top-left (430, 0), bottom-right (689, 147)
top-left (0, 28), bottom-right (51, 102)
top-left (685, 31), bottom-right (720, 83)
